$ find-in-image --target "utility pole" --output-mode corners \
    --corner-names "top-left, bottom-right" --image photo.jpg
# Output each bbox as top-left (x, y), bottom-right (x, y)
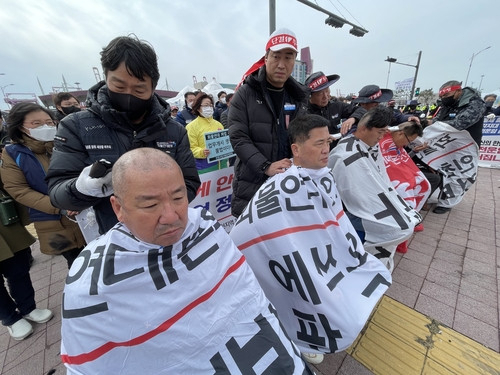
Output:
top-left (269, 0), bottom-right (276, 34)
top-left (385, 51), bottom-right (422, 99)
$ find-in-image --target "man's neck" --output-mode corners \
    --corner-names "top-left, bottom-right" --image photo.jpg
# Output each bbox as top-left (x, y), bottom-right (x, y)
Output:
top-left (266, 80), bottom-right (285, 90)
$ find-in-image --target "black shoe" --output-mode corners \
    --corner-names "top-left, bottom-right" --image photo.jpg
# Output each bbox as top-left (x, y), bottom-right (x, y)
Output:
top-left (433, 206), bottom-right (451, 214)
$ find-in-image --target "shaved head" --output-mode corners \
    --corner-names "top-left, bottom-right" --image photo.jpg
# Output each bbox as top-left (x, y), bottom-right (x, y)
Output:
top-left (112, 147), bottom-right (182, 198)
top-left (110, 147), bottom-right (189, 246)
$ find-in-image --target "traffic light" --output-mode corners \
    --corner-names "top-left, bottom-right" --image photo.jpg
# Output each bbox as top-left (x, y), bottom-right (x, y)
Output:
top-left (325, 16), bottom-right (344, 28)
top-left (415, 87), bottom-right (420, 96)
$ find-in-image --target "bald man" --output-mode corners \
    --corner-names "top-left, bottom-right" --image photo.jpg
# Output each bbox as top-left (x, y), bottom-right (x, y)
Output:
top-left (61, 148), bottom-right (311, 375)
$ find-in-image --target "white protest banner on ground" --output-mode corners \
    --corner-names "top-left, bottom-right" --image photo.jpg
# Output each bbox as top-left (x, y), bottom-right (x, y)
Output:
top-left (379, 134), bottom-right (431, 211)
top-left (189, 166), bottom-right (236, 232)
top-left (479, 116), bottom-right (500, 168)
top-left (61, 208), bottom-right (309, 375)
top-left (205, 129), bottom-right (235, 162)
top-left (229, 166), bottom-right (392, 354)
top-left (329, 137), bottom-right (421, 271)
top-left (417, 121), bottom-right (479, 208)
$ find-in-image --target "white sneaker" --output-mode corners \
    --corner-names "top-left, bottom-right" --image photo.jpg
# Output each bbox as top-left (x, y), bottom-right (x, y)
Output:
top-left (302, 352), bottom-right (324, 364)
top-left (7, 318), bottom-right (33, 340)
top-left (23, 308), bottom-right (53, 324)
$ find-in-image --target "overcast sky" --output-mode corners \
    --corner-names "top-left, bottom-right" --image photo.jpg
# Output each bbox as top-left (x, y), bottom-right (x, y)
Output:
top-left (0, 0), bottom-right (497, 110)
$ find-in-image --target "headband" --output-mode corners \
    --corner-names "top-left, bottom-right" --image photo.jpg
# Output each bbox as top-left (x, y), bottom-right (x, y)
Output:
top-left (266, 33), bottom-right (298, 51)
top-left (368, 90), bottom-right (382, 100)
top-left (308, 75), bottom-right (328, 90)
top-left (439, 85), bottom-right (461, 96)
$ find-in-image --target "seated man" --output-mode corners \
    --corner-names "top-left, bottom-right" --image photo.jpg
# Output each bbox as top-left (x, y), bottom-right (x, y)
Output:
top-left (380, 121), bottom-right (431, 213)
top-left (61, 148), bottom-right (311, 374)
top-left (328, 107), bottom-right (421, 271)
top-left (379, 121), bottom-right (431, 253)
top-left (230, 115), bottom-right (391, 365)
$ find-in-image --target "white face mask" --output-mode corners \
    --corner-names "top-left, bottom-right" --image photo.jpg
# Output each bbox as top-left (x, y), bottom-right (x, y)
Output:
top-left (220, 97), bottom-right (226, 104)
top-left (28, 124), bottom-right (57, 141)
top-left (201, 107), bottom-right (214, 118)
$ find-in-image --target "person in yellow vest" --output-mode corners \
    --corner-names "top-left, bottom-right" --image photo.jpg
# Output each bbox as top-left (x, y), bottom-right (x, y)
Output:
top-left (186, 93), bottom-right (228, 174)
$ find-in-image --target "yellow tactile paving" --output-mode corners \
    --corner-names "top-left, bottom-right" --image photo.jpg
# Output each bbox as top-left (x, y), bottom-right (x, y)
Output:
top-left (347, 296), bottom-right (500, 375)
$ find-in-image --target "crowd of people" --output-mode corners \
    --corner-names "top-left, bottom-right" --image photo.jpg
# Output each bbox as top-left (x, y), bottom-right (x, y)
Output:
top-left (0, 27), bottom-right (489, 373)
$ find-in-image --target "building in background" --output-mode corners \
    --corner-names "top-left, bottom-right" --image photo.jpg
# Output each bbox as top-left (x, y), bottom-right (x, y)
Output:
top-left (292, 46), bottom-right (313, 84)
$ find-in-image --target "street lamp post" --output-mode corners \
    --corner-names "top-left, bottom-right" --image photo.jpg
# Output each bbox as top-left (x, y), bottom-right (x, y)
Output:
top-left (464, 46), bottom-right (491, 87)
top-left (478, 75), bottom-right (485, 92)
top-left (385, 51), bottom-right (422, 100)
top-left (385, 57), bottom-right (396, 88)
top-left (1, 84), bottom-right (14, 98)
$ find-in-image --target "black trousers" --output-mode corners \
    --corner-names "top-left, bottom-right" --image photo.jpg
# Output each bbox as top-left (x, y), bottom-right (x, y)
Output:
top-left (0, 248), bottom-right (36, 326)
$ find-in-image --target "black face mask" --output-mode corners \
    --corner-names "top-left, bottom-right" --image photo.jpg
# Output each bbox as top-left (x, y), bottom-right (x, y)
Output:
top-left (108, 90), bottom-right (153, 121)
top-left (486, 101), bottom-right (494, 109)
top-left (440, 95), bottom-right (457, 107)
top-left (61, 106), bottom-right (81, 115)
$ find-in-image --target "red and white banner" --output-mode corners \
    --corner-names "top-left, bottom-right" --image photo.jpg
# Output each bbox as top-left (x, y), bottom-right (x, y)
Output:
top-left (479, 116), bottom-right (500, 168)
top-left (379, 133), bottom-right (431, 211)
top-left (229, 166), bottom-right (392, 354)
top-left (329, 137), bottom-right (421, 271)
top-left (61, 208), bottom-right (309, 374)
top-left (190, 166), bottom-right (236, 233)
top-left (417, 121), bottom-right (479, 208)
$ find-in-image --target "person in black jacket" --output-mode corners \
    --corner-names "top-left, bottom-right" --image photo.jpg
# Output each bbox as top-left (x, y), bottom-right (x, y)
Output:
top-left (304, 71), bottom-right (365, 148)
top-left (228, 28), bottom-right (309, 217)
top-left (175, 91), bottom-right (197, 126)
top-left (46, 35), bottom-right (200, 234)
top-left (53, 92), bottom-right (81, 122)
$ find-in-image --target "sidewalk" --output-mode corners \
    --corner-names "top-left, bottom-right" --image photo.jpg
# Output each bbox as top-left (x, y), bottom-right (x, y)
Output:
top-left (1, 167), bottom-right (499, 375)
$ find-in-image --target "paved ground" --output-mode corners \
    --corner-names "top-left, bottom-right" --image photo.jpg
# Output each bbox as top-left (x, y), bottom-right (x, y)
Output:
top-left (1, 167), bottom-right (499, 375)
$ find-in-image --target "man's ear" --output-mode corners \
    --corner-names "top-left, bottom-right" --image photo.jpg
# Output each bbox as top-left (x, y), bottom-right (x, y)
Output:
top-left (291, 143), bottom-right (299, 158)
top-left (110, 196), bottom-right (122, 222)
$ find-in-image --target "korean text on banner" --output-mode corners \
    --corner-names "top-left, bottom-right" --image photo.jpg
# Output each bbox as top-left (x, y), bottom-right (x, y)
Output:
top-left (230, 165), bottom-right (392, 354)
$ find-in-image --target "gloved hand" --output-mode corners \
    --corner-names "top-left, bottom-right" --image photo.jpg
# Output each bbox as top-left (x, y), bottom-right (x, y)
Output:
top-left (486, 113), bottom-right (496, 120)
top-left (75, 164), bottom-right (113, 197)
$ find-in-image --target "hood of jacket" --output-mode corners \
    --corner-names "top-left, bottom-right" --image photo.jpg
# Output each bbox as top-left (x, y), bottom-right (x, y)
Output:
top-left (244, 66), bottom-right (309, 103)
top-left (85, 81), bottom-right (172, 131)
top-left (457, 87), bottom-right (481, 108)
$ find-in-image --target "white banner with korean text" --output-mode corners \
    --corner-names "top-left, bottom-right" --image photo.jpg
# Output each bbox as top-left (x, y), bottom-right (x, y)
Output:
top-left (417, 121), bottom-right (479, 208)
top-left (229, 166), bottom-right (392, 354)
top-left (62, 208), bottom-right (309, 374)
top-left (190, 166), bottom-right (236, 233)
top-left (329, 137), bottom-right (421, 271)
top-left (479, 116), bottom-right (500, 168)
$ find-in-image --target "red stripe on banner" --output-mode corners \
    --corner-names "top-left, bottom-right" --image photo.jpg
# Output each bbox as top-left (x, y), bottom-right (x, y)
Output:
top-left (61, 255), bottom-right (246, 365)
top-left (238, 214), bottom-right (344, 251)
top-left (426, 142), bottom-right (474, 165)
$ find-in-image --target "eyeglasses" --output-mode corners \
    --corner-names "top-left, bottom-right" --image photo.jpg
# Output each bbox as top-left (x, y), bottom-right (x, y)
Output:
top-left (23, 120), bottom-right (56, 128)
top-left (200, 104), bottom-right (213, 108)
top-left (404, 133), bottom-right (412, 145)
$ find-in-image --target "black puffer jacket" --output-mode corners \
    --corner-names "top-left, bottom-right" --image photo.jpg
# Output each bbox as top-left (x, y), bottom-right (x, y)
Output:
top-left (228, 67), bottom-right (309, 217)
top-left (307, 100), bottom-right (365, 134)
top-left (46, 82), bottom-right (200, 233)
